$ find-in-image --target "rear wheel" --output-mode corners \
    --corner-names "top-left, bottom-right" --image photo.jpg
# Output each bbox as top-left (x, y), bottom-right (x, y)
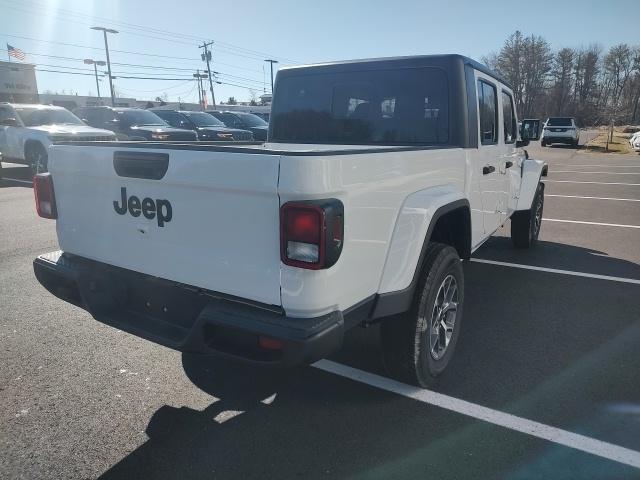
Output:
top-left (541, 140), bottom-right (547, 147)
top-left (26, 143), bottom-right (48, 175)
top-left (381, 242), bottom-right (464, 387)
top-left (511, 182), bottom-right (544, 248)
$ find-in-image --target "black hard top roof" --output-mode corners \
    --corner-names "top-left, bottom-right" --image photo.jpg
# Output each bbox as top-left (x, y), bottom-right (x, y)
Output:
top-left (279, 54), bottom-right (512, 90)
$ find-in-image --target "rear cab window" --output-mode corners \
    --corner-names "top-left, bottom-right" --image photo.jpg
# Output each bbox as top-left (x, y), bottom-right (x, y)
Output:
top-left (270, 67), bottom-right (449, 145)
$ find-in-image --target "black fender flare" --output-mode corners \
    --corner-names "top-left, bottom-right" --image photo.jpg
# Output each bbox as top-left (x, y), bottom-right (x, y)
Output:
top-left (371, 199), bottom-right (470, 319)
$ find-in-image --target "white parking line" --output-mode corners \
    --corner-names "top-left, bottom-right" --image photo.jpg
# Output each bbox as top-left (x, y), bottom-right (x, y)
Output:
top-left (1, 177), bottom-right (32, 185)
top-left (313, 360), bottom-right (640, 469)
top-left (543, 218), bottom-right (640, 229)
top-left (470, 258), bottom-right (640, 285)
top-left (547, 195), bottom-right (640, 202)
top-left (551, 170), bottom-right (640, 175)
top-left (551, 164), bottom-right (640, 168)
top-left (543, 180), bottom-right (640, 186)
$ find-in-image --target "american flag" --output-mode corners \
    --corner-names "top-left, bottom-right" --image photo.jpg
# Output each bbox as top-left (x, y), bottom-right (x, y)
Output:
top-left (7, 44), bottom-right (26, 61)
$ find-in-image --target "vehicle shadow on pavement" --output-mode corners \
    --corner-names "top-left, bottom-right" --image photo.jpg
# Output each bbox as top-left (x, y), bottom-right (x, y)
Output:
top-left (0, 164), bottom-right (33, 188)
top-left (98, 355), bottom-right (478, 480)
top-left (475, 237), bottom-right (640, 279)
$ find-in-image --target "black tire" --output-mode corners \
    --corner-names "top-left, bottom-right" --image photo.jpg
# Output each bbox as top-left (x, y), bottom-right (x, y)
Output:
top-left (381, 242), bottom-right (464, 387)
top-left (511, 182), bottom-right (544, 248)
top-left (541, 140), bottom-right (547, 147)
top-left (26, 142), bottom-right (48, 175)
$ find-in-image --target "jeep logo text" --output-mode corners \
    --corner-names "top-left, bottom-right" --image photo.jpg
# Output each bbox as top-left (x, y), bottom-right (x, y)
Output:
top-left (113, 187), bottom-right (172, 227)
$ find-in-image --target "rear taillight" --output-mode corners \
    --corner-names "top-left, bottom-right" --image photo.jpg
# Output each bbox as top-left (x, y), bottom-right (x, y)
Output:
top-left (280, 199), bottom-right (344, 270)
top-left (34, 173), bottom-right (57, 219)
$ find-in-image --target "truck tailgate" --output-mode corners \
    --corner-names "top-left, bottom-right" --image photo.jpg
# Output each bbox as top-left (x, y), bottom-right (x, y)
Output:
top-left (50, 145), bottom-right (282, 306)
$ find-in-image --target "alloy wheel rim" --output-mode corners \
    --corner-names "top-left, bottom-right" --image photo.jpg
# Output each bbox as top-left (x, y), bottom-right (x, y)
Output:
top-left (429, 274), bottom-right (458, 360)
top-left (533, 196), bottom-right (543, 237)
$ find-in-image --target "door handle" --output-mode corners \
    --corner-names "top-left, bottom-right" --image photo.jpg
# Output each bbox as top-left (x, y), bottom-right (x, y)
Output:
top-left (505, 161), bottom-right (513, 169)
top-left (482, 165), bottom-right (495, 175)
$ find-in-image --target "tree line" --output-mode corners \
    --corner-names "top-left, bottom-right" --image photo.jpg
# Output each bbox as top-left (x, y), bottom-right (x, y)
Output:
top-left (483, 31), bottom-right (640, 126)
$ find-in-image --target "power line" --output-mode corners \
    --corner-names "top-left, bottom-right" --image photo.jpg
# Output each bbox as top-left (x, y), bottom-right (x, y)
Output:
top-left (0, 48), bottom-right (265, 82)
top-left (3, 32), bottom-right (267, 72)
top-left (0, 0), bottom-right (301, 64)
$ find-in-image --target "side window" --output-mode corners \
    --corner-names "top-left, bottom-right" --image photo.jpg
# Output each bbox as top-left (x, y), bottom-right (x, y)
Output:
top-left (156, 112), bottom-right (181, 128)
top-left (98, 109), bottom-right (115, 124)
top-left (222, 114), bottom-right (242, 127)
top-left (477, 79), bottom-right (498, 145)
top-left (501, 91), bottom-right (516, 144)
top-left (0, 107), bottom-right (14, 122)
top-left (83, 110), bottom-right (100, 125)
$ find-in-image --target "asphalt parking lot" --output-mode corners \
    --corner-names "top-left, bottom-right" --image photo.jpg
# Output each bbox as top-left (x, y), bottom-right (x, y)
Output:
top-left (2, 130), bottom-right (640, 479)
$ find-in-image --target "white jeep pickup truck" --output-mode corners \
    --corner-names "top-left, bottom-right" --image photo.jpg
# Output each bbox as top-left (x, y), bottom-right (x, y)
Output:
top-left (33, 55), bottom-right (545, 387)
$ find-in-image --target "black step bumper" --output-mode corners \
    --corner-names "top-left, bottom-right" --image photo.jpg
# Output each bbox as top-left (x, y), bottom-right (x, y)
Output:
top-left (33, 251), bottom-right (344, 366)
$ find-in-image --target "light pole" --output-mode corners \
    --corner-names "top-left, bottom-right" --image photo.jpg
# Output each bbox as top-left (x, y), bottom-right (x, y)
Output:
top-left (84, 59), bottom-right (106, 102)
top-left (264, 59), bottom-right (278, 94)
top-left (91, 27), bottom-right (118, 106)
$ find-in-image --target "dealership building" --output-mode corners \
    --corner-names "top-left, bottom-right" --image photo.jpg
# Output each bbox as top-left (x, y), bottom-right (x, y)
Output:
top-left (0, 60), bottom-right (38, 103)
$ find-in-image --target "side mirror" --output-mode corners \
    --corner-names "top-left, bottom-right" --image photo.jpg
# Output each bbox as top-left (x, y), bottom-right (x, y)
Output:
top-left (520, 119), bottom-right (541, 142)
top-left (0, 117), bottom-right (20, 127)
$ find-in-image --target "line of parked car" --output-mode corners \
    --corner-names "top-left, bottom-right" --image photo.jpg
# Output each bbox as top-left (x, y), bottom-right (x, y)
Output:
top-left (0, 102), bottom-right (269, 173)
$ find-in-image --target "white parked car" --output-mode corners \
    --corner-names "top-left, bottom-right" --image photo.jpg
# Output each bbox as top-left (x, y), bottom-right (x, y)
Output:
top-left (629, 131), bottom-right (640, 152)
top-left (0, 103), bottom-right (116, 173)
top-left (541, 117), bottom-right (580, 147)
top-left (32, 55), bottom-right (546, 387)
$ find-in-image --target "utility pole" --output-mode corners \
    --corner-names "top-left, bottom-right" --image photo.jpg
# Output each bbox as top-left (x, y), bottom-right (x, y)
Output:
top-left (193, 71), bottom-right (208, 110)
top-left (199, 41), bottom-right (216, 109)
top-left (84, 59), bottom-right (106, 102)
top-left (91, 27), bottom-right (118, 106)
top-left (264, 59), bottom-right (278, 94)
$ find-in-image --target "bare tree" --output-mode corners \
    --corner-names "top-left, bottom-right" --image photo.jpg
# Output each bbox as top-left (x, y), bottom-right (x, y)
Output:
top-left (602, 44), bottom-right (634, 124)
top-left (550, 48), bottom-right (574, 114)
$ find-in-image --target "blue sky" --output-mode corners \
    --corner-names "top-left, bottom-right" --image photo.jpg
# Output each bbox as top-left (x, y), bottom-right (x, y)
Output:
top-left (1, 0), bottom-right (638, 104)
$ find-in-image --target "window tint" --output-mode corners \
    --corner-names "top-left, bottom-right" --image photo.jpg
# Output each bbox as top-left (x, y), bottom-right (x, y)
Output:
top-left (271, 67), bottom-right (449, 145)
top-left (547, 117), bottom-right (573, 127)
top-left (221, 113), bottom-right (242, 128)
top-left (155, 111), bottom-right (188, 128)
top-left (235, 112), bottom-right (267, 127)
top-left (501, 91), bottom-right (516, 144)
top-left (184, 112), bottom-right (225, 127)
top-left (477, 80), bottom-right (497, 145)
top-left (116, 110), bottom-right (166, 126)
top-left (78, 109), bottom-right (99, 125)
top-left (99, 109), bottom-right (118, 124)
top-left (0, 107), bottom-right (15, 121)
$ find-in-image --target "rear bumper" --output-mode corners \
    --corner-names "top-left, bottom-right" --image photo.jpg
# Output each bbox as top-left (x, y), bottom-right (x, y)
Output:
top-left (33, 251), bottom-right (344, 366)
top-left (542, 132), bottom-right (578, 143)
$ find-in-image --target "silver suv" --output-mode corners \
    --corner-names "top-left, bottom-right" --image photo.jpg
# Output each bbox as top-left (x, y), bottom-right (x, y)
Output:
top-left (541, 117), bottom-right (580, 147)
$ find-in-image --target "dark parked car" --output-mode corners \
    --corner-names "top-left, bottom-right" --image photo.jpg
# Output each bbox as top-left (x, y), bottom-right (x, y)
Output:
top-left (74, 106), bottom-right (197, 141)
top-left (151, 109), bottom-right (254, 141)
top-left (208, 111), bottom-right (269, 141)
